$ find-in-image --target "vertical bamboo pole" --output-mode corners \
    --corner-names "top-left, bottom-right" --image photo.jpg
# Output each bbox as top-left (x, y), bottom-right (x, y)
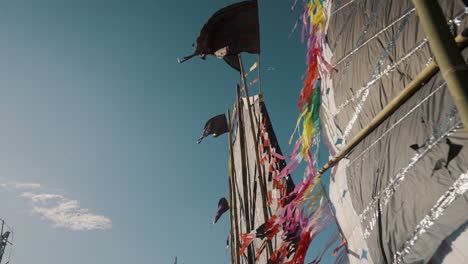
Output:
top-left (412, 0), bottom-right (468, 133)
top-left (257, 54), bottom-right (263, 94)
top-left (238, 54), bottom-right (274, 257)
top-left (236, 86), bottom-right (255, 264)
top-left (228, 109), bottom-right (241, 264)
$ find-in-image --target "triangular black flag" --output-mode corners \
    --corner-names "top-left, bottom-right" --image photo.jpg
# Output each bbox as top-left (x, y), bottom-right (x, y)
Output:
top-left (179, 0), bottom-right (260, 71)
top-left (223, 54), bottom-right (241, 71)
top-left (213, 197), bottom-right (229, 224)
top-left (197, 114), bottom-right (229, 144)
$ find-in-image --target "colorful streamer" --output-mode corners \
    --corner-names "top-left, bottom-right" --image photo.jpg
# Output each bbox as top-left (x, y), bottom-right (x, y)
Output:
top-left (238, 1), bottom-right (347, 263)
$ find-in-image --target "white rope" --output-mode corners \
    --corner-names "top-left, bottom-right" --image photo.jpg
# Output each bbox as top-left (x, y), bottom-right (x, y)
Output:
top-left (335, 38), bottom-right (428, 116)
top-left (348, 82), bottom-right (446, 166)
top-left (331, 0), bottom-right (358, 16)
top-left (333, 8), bottom-right (416, 67)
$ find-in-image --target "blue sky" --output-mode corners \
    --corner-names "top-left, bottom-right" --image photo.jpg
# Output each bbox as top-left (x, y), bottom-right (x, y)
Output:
top-left (0, 1), bottom-right (339, 263)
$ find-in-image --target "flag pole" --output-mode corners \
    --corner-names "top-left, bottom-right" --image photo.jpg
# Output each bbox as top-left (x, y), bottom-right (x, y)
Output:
top-left (236, 85), bottom-right (256, 263)
top-left (238, 53), bottom-right (274, 257)
top-left (227, 108), bottom-right (241, 264)
top-left (257, 54), bottom-right (263, 95)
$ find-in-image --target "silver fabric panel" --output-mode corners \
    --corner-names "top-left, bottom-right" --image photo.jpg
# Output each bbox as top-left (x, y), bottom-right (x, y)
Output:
top-left (323, 0), bottom-right (468, 263)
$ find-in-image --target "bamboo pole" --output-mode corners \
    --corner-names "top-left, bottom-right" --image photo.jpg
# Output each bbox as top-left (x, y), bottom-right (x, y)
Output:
top-left (317, 33), bottom-right (468, 175)
top-left (236, 86), bottom-right (255, 264)
top-left (257, 54), bottom-right (263, 94)
top-left (238, 54), bottom-right (274, 257)
top-left (227, 109), bottom-right (241, 264)
top-left (412, 0), bottom-right (468, 132)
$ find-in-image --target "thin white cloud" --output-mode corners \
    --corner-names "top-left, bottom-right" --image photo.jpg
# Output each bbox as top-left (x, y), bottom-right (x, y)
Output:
top-left (20, 192), bottom-right (64, 203)
top-left (1, 180), bottom-right (111, 231)
top-left (23, 194), bottom-right (112, 231)
top-left (0, 181), bottom-right (41, 189)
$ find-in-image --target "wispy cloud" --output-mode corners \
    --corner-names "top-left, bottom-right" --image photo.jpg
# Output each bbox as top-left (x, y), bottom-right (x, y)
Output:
top-left (1, 181), bottom-right (111, 231)
top-left (20, 192), bottom-right (64, 202)
top-left (21, 193), bottom-right (112, 231)
top-left (0, 181), bottom-right (41, 189)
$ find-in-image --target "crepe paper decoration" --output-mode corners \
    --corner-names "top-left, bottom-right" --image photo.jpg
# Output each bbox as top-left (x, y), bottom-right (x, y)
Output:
top-left (255, 240), bottom-right (269, 261)
top-left (213, 197), bottom-right (230, 224)
top-left (291, 0), bottom-right (334, 157)
top-left (249, 61), bottom-right (258, 73)
top-left (197, 114), bottom-right (229, 144)
top-left (237, 1), bottom-right (344, 263)
top-left (276, 139), bottom-right (302, 180)
top-left (288, 8), bottom-right (302, 39)
top-left (239, 166), bottom-right (340, 263)
top-left (178, 0), bottom-right (260, 71)
top-left (310, 230), bottom-right (341, 263)
top-left (249, 61), bottom-right (259, 72)
top-left (249, 78), bottom-right (259, 86)
top-left (271, 151), bottom-right (286, 160)
top-left (299, 81), bottom-right (321, 157)
top-left (332, 238), bottom-right (348, 256)
top-left (239, 233), bottom-right (256, 256)
top-left (291, 0), bottom-right (299, 12)
top-left (245, 61), bottom-right (258, 77)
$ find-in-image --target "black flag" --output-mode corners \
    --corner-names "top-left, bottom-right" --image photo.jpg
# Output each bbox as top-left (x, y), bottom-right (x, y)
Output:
top-left (197, 114), bottom-right (229, 144)
top-left (213, 197), bottom-right (229, 224)
top-left (179, 0), bottom-right (260, 71)
top-left (223, 54), bottom-right (242, 71)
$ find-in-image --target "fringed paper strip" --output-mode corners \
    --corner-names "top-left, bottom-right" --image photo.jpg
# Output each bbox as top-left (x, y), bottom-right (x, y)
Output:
top-left (238, 1), bottom-right (347, 263)
top-left (239, 172), bottom-right (336, 263)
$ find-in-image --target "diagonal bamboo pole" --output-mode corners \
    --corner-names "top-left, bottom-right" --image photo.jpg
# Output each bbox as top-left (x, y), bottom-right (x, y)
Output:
top-left (317, 33), bottom-right (468, 175)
